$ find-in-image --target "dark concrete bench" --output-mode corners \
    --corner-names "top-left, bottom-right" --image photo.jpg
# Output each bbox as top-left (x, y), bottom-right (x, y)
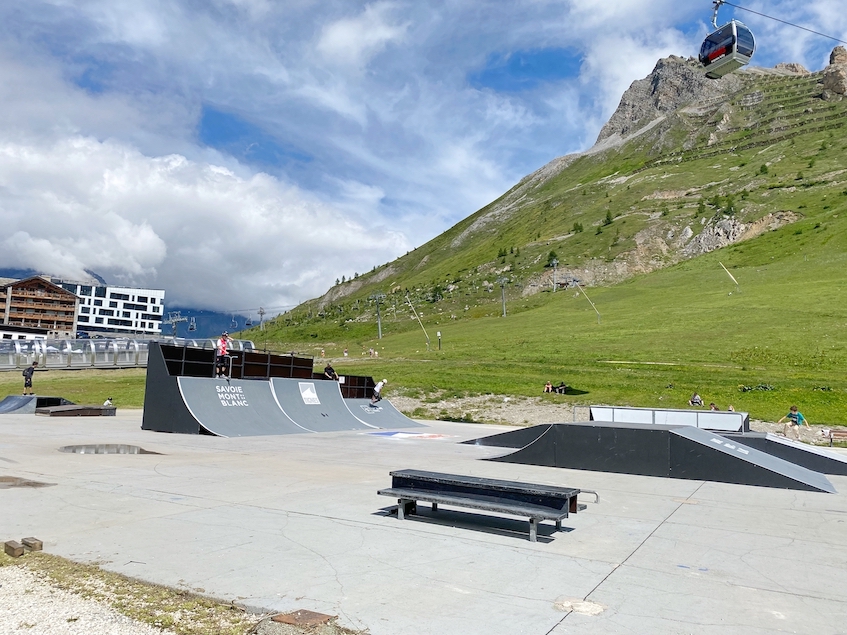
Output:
top-left (378, 469), bottom-right (592, 542)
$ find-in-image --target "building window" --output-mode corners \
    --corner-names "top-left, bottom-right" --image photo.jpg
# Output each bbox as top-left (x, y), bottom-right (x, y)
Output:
top-left (99, 309), bottom-right (114, 316)
top-left (95, 287), bottom-right (106, 298)
top-left (95, 317), bottom-right (103, 324)
top-left (110, 292), bottom-right (130, 301)
top-left (109, 301), bottom-right (118, 308)
top-left (80, 286), bottom-right (92, 296)
top-left (93, 299), bottom-right (103, 307)
top-left (122, 311), bottom-right (130, 318)
top-left (78, 315), bottom-right (89, 323)
top-left (81, 306), bottom-right (90, 313)
top-left (137, 296), bottom-right (148, 303)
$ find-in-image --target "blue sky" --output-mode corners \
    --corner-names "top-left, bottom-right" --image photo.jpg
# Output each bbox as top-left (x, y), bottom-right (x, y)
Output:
top-left (0, 0), bottom-right (843, 313)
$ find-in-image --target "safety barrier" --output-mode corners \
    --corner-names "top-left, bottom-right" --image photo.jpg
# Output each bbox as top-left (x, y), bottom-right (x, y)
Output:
top-left (0, 338), bottom-right (254, 371)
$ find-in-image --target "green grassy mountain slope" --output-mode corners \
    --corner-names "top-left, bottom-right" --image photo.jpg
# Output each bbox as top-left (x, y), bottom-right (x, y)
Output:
top-left (240, 54), bottom-right (847, 424)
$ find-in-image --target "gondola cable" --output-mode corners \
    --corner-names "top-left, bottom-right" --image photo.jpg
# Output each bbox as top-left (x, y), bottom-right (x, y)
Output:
top-left (719, 1), bottom-right (847, 46)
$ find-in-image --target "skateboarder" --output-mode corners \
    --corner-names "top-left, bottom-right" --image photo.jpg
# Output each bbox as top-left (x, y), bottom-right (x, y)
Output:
top-left (370, 378), bottom-right (387, 405)
top-left (323, 364), bottom-right (339, 380)
top-left (215, 332), bottom-right (232, 377)
top-left (22, 361), bottom-right (38, 395)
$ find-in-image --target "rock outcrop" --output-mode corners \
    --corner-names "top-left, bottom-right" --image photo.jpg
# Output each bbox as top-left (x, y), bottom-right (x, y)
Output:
top-left (823, 46), bottom-right (847, 96)
top-left (774, 62), bottom-right (809, 75)
top-left (596, 56), bottom-right (744, 143)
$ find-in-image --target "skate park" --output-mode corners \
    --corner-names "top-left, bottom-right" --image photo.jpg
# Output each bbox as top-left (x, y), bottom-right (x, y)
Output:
top-left (2, 343), bottom-right (847, 634)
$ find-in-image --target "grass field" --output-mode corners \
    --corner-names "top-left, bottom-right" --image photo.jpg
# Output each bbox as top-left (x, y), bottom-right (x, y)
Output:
top-left (260, 209), bottom-right (847, 426)
top-left (0, 368), bottom-right (146, 409)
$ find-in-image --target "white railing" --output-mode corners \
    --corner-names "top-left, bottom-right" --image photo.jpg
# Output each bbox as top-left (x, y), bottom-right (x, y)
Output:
top-left (590, 405), bottom-right (750, 433)
top-left (0, 338), bottom-right (254, 371)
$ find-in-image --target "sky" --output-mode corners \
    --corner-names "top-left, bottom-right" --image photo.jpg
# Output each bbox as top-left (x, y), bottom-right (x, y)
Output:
top-left (0, 0), bottom-right (844, 315)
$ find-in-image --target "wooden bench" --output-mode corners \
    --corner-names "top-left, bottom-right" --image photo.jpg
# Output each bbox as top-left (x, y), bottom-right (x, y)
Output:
top-left (378, 469), bottom-right (593, 542)
top-left (823, 429), bottom-right (847, 447)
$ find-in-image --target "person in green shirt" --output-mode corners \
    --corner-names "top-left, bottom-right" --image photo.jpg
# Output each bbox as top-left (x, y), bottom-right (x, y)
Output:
top-left (778, 405), bottom-right (809, 440)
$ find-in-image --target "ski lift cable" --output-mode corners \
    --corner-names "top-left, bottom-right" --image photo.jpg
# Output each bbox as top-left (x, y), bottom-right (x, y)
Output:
top-left (720, 1), bottom-right (847, 45)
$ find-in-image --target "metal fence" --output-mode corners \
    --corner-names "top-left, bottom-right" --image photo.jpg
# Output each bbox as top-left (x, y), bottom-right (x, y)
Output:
top-left (0, 338), bottom-right (255, 371)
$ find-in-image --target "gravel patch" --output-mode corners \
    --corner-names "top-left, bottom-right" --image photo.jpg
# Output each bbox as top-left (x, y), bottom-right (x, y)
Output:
top-left (392, 393), bottom-right (836, 444)
top-left (0, 566), bottom-right (168, 635)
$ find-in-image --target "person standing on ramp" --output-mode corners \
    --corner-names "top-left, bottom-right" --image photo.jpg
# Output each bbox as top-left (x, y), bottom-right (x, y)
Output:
top-left (370, 378), bottom-right (387, 406)
top-left (215, 332), bottom-right (232, 378)
top-left (22, 361), bottom-right (38, 395)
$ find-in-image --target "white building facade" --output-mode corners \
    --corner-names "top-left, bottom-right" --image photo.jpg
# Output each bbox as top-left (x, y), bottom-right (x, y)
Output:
top-left (54, 280), bottom-right (166, 336)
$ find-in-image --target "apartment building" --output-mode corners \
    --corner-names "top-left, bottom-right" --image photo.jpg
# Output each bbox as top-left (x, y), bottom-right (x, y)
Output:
top-left (54, 279), bottom-right (166, 336)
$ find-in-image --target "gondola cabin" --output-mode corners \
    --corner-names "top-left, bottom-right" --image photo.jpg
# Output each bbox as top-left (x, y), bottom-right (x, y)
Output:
top-left (699, 20), bottom-right (755, 78)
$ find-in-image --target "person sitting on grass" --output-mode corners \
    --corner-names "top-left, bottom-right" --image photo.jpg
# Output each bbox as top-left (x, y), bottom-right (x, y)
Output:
top-left (689, 393), bottom-right (703, 407)
top-left (543, 381), bottom-right (553, 393)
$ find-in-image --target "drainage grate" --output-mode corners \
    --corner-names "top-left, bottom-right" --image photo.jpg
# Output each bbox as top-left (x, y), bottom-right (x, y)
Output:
top-left (59, 444), bottom-right (161, 455)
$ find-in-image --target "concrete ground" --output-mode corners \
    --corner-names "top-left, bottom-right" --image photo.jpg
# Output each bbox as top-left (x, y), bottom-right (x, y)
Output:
top-left (2, 410), bottom-right (847, 634)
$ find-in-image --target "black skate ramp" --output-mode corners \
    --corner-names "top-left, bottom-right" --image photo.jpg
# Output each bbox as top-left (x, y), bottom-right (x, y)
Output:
top-left (481, 422), bottom-right (835, 493)
top-left (722, 432), bottom-right (847, 476)
top-left (177, 377), bottom-right (313, 437)
top-left (343, 398), bottom-right (425, 429)
top-left (270, 378), bottom-right (378, 432)
top-left (462, 423), bottom-right (552, 449)
top-left (0, 395), bottom-right (73, 414)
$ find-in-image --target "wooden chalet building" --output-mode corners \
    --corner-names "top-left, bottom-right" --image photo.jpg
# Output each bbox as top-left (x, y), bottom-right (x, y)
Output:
top-left (0, 276), bottom-right (79, 338)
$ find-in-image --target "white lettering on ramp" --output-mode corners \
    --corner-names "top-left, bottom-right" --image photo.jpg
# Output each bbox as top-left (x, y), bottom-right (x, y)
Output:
top-left (216, 384), bottom-right (249, 407)
top-left (299, 382), bottom-right (321, 405)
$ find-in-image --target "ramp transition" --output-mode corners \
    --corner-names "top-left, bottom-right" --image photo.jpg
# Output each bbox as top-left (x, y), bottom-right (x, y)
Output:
top-left (178, 377), bottom-right (311, 437)
top-left (474, 422), bottom-right (835, 493)
top-left (344, 398), bottom-right (425, 429)
top-left (270, 378), bottom-right (378, 432)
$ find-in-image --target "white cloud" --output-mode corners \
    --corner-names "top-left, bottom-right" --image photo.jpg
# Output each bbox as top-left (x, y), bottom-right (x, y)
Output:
top-left (0, 135), bottom-right (408, 311)
top-left (316, 2), bottom-right (409, 70)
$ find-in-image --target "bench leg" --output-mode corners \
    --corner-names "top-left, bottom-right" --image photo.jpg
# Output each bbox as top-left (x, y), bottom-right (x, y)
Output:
top-left (555, 519), bottom-right (562, 532)
top-left (529, 518), bottom-right (538, 542)
top-left (397, 499), bottom-right (416, 520)
top-left (431, 502), bottom-right (438, 512)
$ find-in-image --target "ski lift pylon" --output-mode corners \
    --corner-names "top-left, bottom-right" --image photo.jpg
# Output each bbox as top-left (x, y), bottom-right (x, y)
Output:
top-left (188, 317), bottom-right (197, 332)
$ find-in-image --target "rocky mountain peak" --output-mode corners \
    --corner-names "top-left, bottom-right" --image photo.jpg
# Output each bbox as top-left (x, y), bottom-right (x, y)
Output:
top-left (596, 55), bottom-right (743, 143)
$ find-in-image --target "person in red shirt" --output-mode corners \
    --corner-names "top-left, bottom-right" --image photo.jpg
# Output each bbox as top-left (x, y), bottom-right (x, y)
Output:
top-left (215, 332), bottom-right (232, 377)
